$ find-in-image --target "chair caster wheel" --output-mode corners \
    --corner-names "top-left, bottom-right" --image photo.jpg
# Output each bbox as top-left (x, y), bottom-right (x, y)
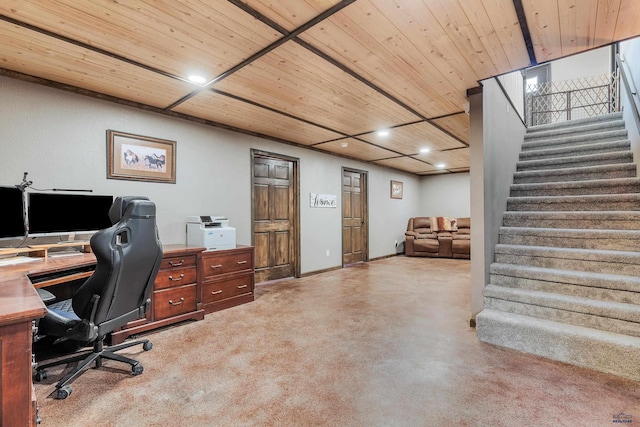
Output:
top-left (143, 341), bottom-right (153, 351)
top-left (55, 386), bottom-right (72, 400)
top-left (132, 363), bottom-right (144, 375)
top-left (35, 370), bottom-right (48, 382)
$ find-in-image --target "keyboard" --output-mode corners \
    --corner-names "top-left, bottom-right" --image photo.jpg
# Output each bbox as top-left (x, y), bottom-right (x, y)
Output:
top-left (0, 256), bottom-right (42, 267)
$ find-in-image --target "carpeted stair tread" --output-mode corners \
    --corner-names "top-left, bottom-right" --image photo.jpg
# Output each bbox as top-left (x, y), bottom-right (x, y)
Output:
top-left (494, 244), bottom-right (640, 276)
top-left (483, 284), bottom-right (640, 324)
top-left (490, 262), bottom-right (640, 305)
top-left (524, 118), bottom-right (625, 142)
top-left (502, 211), bottom-right (640, 229)
top-left (483, 285), bottom-right (640, 338)
top-left (499, 226), bottom-right (640, 251)
top-left (476, 309), bottom-right (640, 381)
top-left (513, 163), bottom-right (637, 184)
top-left (521, 129), bottom-right (628, 152)
top-left (519, 140), bottom-right (630, 161)
top-left (526, 112), bottom-right (623, 134)
top-left (490, 262), bottom-right (640, 293)
top-left (506, 193), bottom-right (640, 211)
top-left (516, 151), bottom-right (633, 171)
top-left (510, 177), bottom-right (640, 197)
top-left (495, 243), bottom-right (640, 263)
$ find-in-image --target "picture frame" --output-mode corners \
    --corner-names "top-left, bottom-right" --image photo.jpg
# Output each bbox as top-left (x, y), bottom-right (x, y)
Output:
top-left (107, 130), bottom-right (176, 183)
top-left (390, 180), bottom-right (403, 199)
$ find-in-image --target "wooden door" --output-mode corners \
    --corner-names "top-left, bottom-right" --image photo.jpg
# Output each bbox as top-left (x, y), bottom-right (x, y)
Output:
top-left (342, 169), bottom-right (368, 265)
top-left (252, 152), bottom-right (298, 283)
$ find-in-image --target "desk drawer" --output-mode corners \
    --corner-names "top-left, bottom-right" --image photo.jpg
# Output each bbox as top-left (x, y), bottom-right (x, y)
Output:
top-left (202, 251), bottom-right (253, 278)
top-left (153, 284), bottom-right (197, 320)
top-left (159, 254), bottom-right (197, 270)
top-left (203, 274), bottom-right (253, 304)
top-left (155, 267), bottom-right (197, 290)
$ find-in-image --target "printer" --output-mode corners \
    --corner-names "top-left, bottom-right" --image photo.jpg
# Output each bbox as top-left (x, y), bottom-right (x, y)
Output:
top-left (186, 216), bottom-right (236, 250)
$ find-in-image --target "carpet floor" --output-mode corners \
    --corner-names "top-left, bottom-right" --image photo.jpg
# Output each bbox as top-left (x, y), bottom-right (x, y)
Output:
top-left (34, 256), bottom-right (640, 426)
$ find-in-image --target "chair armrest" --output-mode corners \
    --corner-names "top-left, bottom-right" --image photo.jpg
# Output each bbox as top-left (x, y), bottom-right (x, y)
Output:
top-left (405, 231), bottom-right (417, 238)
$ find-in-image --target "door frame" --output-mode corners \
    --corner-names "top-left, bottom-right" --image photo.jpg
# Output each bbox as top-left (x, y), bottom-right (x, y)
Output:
top-left (250, 149), bottom-right (300, 279)
top-left (341, 167), bottom-right (369, 267)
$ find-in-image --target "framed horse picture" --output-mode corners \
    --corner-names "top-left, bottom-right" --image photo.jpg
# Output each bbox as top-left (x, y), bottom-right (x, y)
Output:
top-left (107, 130), bottom-right (176, 183)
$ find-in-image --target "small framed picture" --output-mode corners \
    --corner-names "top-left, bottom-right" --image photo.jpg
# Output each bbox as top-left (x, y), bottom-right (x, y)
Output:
top-left (390, 180), bottom-right (403, 199)
top-left (107, 130), bottom-right (176, 183)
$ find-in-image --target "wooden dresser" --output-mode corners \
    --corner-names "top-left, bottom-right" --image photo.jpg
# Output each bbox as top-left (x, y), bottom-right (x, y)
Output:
top-left (200, 245), bottom-right (255, 314)
top-left (111, 244), bottom-right (205, 344)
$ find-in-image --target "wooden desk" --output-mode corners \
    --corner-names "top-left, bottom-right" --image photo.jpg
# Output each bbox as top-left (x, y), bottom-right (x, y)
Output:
top-left (0, 244), bottom-right (254, 425)
top-left (0, 254), bottom-right (95, 427)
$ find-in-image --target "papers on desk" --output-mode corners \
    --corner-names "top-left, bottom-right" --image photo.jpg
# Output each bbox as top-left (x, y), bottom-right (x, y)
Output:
top-left (0, 256), bottom-right (42, 267)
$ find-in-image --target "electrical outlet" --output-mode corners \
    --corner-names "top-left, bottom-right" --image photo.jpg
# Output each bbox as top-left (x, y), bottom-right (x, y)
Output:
top-left (326, 249), bottom-right (330, 257)
top-left (395, 240), bottom-right (398, 247)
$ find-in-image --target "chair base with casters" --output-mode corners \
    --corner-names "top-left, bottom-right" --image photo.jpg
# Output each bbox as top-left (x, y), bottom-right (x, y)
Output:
top-left (34, 336), bottom-right (153, 399)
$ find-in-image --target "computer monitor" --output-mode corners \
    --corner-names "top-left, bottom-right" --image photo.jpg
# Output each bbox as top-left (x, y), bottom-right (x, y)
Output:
top-left (0, 186), bottom-right (27, 240)
top-left (27, 192), bottom-right (114, 237)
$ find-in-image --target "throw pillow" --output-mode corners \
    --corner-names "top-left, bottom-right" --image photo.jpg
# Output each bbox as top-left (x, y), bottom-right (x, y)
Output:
top-left (430, 216), bottom-right (458, 232)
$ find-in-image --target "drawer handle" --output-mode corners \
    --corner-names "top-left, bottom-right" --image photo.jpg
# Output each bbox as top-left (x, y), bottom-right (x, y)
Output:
top-left (236, 260), bottom-right (248, 265)
top-left (168, 297), bottom-right (185, 306)
top-left (168, 259), bottom-right (185, 267)
top-left (210, 264), bottom-right (223, 269)
top-left (168, 274), bottom-right (184, 281)
top-left (237, 284), bottom-right (248, 289)
top-left (210, 290), bottom-right (223, 295)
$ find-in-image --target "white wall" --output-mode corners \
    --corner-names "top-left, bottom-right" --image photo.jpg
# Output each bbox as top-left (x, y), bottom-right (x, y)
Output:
top-left (470, 79), bottom-right (527, 319)
top-left (550, 46), bottom-right (611, 82)
top-left (0, 76), bottom-right (422, 274)
top-left (419, 172), bottom-right (470, 218)
top-left (619, 37), bottom-right (640, 164)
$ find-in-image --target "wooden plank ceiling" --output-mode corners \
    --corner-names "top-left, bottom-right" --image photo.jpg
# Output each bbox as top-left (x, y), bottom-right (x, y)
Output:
top-left (1, 0), bottom-right (639, 175)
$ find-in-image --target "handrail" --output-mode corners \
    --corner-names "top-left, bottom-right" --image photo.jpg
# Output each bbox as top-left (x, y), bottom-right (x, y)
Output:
top-left (616, 53), bottom-right (640, 133)
top-left (493, 76), bottom-right (526, 127)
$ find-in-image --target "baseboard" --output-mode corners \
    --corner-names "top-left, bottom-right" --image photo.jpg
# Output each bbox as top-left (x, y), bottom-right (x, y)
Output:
top-left (299, 265), bottom-right (342, 278)
top-left (369, 253), bottom-right (402, 261)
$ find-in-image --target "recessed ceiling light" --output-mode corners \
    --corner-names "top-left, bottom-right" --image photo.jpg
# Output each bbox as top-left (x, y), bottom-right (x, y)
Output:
top-left (420, 148), bottom-right (431, 154)
top-left (376, 129), bottom-right (390, 137)
top-left (340, 141), bottom-right (349, 148)
top-left (436, 163), bottom-right (446, 169)
top-left (187, 75), bottom-right (207, 85)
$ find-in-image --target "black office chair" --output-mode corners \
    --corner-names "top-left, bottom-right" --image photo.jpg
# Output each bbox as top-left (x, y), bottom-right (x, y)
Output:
top-left (34, 196), bottom-right (163, 399)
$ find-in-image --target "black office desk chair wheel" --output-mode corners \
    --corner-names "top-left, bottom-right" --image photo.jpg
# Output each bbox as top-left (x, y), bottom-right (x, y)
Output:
top-left (33, 197), bottom-right (163, 400)
top-left (55, 385), bottom-right (72, 400)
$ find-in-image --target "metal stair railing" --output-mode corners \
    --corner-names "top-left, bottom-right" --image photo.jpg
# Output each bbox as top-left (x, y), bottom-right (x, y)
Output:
top-left (525, 73), bottom-right (620, 127)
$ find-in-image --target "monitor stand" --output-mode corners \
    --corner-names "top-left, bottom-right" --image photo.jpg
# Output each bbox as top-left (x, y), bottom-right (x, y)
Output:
top-left (57, 233), bottom-right (77, 244)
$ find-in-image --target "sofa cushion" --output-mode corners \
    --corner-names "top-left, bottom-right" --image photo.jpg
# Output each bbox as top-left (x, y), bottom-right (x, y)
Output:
top-left (414, 238), bottom-right (439, 252)
top-left (457, 217), bottom-right (470, 228)
top-left (413, 217), bottom-right (431, 229)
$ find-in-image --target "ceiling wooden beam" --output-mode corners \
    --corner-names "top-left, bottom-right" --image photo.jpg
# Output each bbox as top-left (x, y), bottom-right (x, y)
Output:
top-left (165, 0), bottom-right (356, 110)
top-left (512, 0), bottom-right (537, 66)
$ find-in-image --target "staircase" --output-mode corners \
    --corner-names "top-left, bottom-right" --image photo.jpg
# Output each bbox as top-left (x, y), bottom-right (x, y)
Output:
top-left (476, 112), bottom-right (640, 381)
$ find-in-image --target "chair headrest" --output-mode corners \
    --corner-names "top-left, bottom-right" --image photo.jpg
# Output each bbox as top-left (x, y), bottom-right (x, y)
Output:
top-left (109, 196), bottom-right (149, 224)
top-left (125, 199), bottom-right (156, 219)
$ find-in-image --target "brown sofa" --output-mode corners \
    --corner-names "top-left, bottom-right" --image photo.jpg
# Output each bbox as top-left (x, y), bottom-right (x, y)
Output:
top-left (404, 216), bottom-right (470, 259)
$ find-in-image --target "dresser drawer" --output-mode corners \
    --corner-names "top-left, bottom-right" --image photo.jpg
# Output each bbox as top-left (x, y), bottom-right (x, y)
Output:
top-left (153, 284), bottom-right (198, 320)
top-left (202, 251), bottom-right (253, 278)
top-left (203, 274), bottom-right (253, 304)
top-left (159, 254), bottom-right (197, 270)
top-left (155, 266), bottom-right (197, 290)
